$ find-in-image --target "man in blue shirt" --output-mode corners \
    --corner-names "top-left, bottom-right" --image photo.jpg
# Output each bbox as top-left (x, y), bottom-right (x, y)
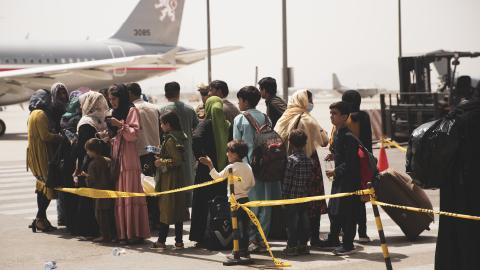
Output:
top-left (233, 86), bottom-right (281, 253)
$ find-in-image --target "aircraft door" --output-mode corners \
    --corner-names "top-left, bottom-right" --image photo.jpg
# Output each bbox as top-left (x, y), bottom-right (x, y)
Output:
top-left (108, 45), bottom-right (127, 77)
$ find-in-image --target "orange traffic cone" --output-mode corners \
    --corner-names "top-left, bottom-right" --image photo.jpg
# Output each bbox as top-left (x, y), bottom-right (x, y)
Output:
top-left (377, 144), bottom-right (389, 172)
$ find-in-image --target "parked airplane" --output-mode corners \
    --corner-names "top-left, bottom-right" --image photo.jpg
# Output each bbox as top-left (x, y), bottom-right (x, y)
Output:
top-left (332, 73), bottom-right (381, 98)
top-left (0, 0), bottom-right (240, 136)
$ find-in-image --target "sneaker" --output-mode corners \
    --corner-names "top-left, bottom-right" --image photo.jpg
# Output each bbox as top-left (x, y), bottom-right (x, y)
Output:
top-left (296, 245), bottom-right (310, 255)
top-left (248, 241), bottom-right (267, 253)
top-left (333, 246), bottom-right (356, 256)
top-left (357, 236), bottom-right (371, 243)
top-left (174, 242), bottom-right (184, 250)
top-left (283, 246), bottom-right (298, 257)
top-left (151, 241), bottom-right (167, 251)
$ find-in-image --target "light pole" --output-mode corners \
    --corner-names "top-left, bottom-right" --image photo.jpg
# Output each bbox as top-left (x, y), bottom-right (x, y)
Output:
top-left (207, 0), bottom-right (212, 83)
top-left (398, 0), bottom-right (402, 57)
top-left (282, 0), bottom-right (288, 102)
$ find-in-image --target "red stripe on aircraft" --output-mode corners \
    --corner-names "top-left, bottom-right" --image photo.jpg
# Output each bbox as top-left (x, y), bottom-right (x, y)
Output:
top-left (0, 67), bottom-right (177, 72)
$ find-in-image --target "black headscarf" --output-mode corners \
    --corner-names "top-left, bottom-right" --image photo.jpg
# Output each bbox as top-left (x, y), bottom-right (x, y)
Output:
top-left (29, 89), bottom-right (52, 113)
top-left (109, 84), bottom-right (134, 136)
top-left (110, 84), bottom-right (133, 121)
top-left (342, 90), bottom-right (361, 112)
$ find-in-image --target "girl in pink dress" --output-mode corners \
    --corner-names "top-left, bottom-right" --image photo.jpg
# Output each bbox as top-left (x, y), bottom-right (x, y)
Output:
top-left (108, 84), bottom-right (150, 243)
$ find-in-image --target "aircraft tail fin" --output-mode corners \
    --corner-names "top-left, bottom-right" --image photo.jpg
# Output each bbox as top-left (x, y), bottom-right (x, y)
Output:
top-left (332, 73), bottom-right (343, 90)
top-left (111, 0), bottom-right (185, 46)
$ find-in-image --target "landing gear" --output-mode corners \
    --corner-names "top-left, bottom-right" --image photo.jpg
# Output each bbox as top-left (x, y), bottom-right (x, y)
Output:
top-left (0, 119), bottom-right (5, 136)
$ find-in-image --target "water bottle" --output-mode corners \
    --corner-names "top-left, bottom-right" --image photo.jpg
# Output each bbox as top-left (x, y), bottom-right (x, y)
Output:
top-left (44, 261), bottom-right (57, 270)
top-left (145, 145), bottom-right (161, 155)
top-left (112, 248), bottom-right (126, 256)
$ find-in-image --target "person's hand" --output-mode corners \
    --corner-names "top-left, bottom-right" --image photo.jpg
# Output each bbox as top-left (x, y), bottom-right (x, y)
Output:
top-left (110, 117), bottom-right (123, 128)
top-left (198, 156), bottom-right (213, 169)
top-left (96, 130), bottom-right (110, 142)
top-left (80, 171), bottom-right (89, 177)
top-left (154, 159), bottom-right (163, 168)
top-left (324, 153), bottom-right (334, 161)
top-left (326, 170), bottom-right (335, 179)
top-left (74, 168), bottom-right (81, 177)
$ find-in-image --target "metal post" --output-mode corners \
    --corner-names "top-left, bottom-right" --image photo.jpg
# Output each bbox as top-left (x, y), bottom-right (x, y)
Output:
top-left (398, 0), bottom-right (402, 57)
top-left (223, 168), bottom-right (253, 266)
top-left (368, 183), bottom-right (393, 270)
top-left (207, 0), bottom-right (212, 83)
top-left (282, 0), bottom-right (288, 102)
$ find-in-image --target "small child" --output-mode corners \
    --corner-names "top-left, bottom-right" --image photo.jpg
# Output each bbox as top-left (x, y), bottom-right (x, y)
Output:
top-left (199, 140), bottom-right (255, 258)
top-left (325, 101), bottom-right (361, 256)
top-left (282, 129), bottom-right (313, 256)
top-left (151, 111), bottom-right (189, 251)
top-left (84, 138), bottom-right (115, 242)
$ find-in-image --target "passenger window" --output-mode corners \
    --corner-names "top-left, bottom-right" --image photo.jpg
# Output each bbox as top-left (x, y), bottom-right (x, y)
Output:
top-left (13, 59), bottom-right (17, 64)
top-left (38, 59), bottom-right (42, 63)
top-left (54, 59), bottom-right (58, 63)
top-left (5, 59), bottom-right (9, 64)
top-left (61, 58), bottom-right (66, 64)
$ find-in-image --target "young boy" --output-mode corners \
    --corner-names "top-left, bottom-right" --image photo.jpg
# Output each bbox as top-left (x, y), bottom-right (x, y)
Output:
top-left (282, 129), bottom-right (313, 256)
top-left (84, 138), bottom-right (115, 242)
top-left (325, 101), bottom-right (361, 255)
top-left (199, 140), bottom-right (255, 258)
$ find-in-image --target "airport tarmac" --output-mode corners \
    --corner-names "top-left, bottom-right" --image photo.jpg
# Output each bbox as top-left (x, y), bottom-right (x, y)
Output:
top-left (0, 97), bottom-right (439, 270)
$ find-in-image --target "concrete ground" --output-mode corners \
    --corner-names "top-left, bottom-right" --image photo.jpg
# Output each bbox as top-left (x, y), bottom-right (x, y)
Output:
top-left (0, 104), bottom-right (439, 270)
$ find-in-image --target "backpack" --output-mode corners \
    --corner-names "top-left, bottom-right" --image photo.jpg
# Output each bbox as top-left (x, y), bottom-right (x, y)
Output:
top-left (242, 112), bottom-right (287, 182)
top-left (346, 132), bottom-right (379, 193)
top-left (204, 196), bottom-right (233, 250)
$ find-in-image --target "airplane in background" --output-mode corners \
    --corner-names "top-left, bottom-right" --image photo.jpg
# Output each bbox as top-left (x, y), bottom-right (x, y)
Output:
top-left (332, 73), bottom-right (382, 98)
top-left (0, 0), bottom-right (240, 136)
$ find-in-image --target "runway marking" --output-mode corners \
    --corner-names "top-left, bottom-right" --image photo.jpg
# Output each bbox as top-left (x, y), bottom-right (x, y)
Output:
top-left (0, 182), bottom-right (34, 188)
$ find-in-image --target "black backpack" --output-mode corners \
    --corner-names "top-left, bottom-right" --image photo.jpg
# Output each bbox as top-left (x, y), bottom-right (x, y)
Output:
top-left (242, 112), bottom-right (287, 182)
top-left (204, 196), bottom-right (233, 250)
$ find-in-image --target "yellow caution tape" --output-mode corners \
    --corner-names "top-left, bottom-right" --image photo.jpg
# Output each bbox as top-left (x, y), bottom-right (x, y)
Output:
top-left (373, 200), bottom-right (480, 221)
top-left (381, 138), bottom-right (407, 153)
top-left (56, 176), bottom-right (231, 198)
top-left (241, 189), bottom-right (372, 208)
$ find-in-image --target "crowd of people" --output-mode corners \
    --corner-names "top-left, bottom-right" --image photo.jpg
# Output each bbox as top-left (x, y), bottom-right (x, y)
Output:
top-left (26, 77), bottom-right (376, 257)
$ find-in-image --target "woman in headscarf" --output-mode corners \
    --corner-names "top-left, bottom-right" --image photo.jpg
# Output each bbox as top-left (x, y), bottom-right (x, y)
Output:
top-left (274, 89), bottom-right (329, 246)
top-left (189, 96), bottom-right (229, 247)
top-left (108, 84), bottom-right (150, 243)
top-left (71, 91), bottom-right (109, 237)
top-left (50, 82), bottom-right (69, 133)
top-left (57, 87), bottom-right (89, 228)
top-left (27, 89), bottom-right (62, 232)
top-left (60, 87), bottom-right (90, 130)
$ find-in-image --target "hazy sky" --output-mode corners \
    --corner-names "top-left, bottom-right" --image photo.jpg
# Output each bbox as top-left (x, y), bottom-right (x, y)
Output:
top-left (1, 0), bottom-right (479, 93)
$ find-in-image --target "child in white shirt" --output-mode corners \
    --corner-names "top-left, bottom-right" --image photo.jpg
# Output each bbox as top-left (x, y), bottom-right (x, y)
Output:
top-left (199, 139), bottom-right (255, 258)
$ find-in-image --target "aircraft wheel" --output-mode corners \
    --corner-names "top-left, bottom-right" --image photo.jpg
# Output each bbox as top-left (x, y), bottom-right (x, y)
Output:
top-left (0, 119), bottom-right (5, 136)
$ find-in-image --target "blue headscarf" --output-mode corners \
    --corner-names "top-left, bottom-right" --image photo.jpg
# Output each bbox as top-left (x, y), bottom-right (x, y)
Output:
top-left (28, 89), bottom-right (52, 113)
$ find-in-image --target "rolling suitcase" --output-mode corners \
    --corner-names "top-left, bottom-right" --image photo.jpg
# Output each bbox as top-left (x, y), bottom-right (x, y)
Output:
top-left (374, 169), bottom-right (434, 240)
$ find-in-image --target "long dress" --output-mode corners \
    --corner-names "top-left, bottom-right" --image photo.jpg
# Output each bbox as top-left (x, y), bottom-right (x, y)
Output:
top-left (112, 107), bottom-right (150, 240)
top-left (189, 119), bottom-right (228, 243)
top-left (72, 124), bottom-right (99, 237)
top-left (27, 110), bottom-right (58, 200)
top-left (155, 132), bottom-right (189, 225)
top-left (435, 100), bottom-right (480, 269)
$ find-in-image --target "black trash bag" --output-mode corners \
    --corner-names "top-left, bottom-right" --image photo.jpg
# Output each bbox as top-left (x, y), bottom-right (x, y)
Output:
top-left (406, 115), bottom-right (459, 189)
